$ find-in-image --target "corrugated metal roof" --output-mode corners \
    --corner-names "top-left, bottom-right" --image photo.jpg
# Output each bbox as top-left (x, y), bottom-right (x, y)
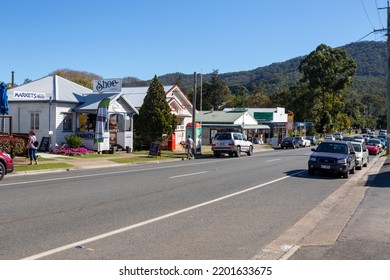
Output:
top-left (73, 92), bottom-right (139, 114)
top-left (7, 75), bottom-right (92, 102)
top-left (73, 93), bottom-right (118, 111)
top-left (196, 110), bottom-right (244, 124)
top-left (121, 85), bottom-right (174, 108)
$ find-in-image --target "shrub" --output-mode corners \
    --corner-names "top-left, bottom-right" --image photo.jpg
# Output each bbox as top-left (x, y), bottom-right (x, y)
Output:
top-left (65, 134), bottom-right (83, 148)
top-left (51, 147), bottom-right (96, 156)
top-left (0, 136), bottom-right (26, 157)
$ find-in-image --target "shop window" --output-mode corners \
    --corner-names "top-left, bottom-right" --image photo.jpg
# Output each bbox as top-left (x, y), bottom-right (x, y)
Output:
top-left (63, 113), bottom-right (73, 131)
top-left (30, 113), bottom-right (39, 130)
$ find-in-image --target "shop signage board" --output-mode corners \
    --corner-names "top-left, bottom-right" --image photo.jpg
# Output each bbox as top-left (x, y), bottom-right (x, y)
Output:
top-left (93, 79), bottom-right (122, 92)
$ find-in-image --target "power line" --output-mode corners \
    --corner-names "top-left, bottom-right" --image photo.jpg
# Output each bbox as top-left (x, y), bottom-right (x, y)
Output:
top-left (375, 0), bottom-right (385, 28)
top-left (361, 0), bottom-right (375, 30)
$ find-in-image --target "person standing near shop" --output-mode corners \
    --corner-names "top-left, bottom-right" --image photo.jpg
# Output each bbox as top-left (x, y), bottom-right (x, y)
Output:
top-left (26, 130), bottom-right (38, 165)
top-left (186, 135), bottom-right (194, 160)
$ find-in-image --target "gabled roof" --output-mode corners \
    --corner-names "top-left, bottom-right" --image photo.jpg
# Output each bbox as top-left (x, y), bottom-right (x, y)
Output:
top-left (7, 75), bottom-right (92, 102)
top-left (197, 110), bottom-right (247, 124)
top-left (196, 110), bottom-right (270, 129)
top-left (121, 85), bottom-right (192, 109)
top-left (73, 92), bottom-right (139, 114)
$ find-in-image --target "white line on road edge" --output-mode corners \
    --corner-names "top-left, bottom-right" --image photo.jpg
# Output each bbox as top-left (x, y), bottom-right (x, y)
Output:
top-left (169, 171), bottom-right (208, 179)
top-left (22, 170), bottom-right (306, 260)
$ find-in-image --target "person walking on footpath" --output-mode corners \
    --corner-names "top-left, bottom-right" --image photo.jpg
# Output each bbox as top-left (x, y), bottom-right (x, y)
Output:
top-left (186, 135), bottom-right (194, 160)
top-left (26, 130), bottom-right (38, 165)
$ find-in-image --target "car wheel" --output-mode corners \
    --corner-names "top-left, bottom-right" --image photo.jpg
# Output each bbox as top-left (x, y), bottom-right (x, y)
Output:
top-left (247, 146), bottom-right (253, 156)
top-left (350, 165), bottom-right (355, 174)
top-left (235, 146), bottom-right (241, 157)
top-left (308, 168), bottom-right (315, 176)
top-left (0, 162), bottom-right (5, 181)
top-left (342, 170), bottom-right (349, 179)
top-left (356, 164), bottom-right (362, 170)
top-left (213, 152), bottom-right (221, 158)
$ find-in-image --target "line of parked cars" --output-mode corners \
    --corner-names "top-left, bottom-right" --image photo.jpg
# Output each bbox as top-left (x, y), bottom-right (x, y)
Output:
top-left (280, 136), bottom-right (315, 149)
top-left (308, 130), bottom-right (386, 179)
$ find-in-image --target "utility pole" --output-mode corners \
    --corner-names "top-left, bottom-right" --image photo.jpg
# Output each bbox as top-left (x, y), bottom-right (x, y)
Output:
top-left (192, 72), bottom-right (197, 157)
top-left (378, 1), bottom-right (390, 154)
top-left (387, 1), bottom-right (390, 154)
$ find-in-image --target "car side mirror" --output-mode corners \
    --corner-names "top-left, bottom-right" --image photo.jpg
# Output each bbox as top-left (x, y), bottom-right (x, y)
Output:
top-left (350, 151), bottom-right (355, 154)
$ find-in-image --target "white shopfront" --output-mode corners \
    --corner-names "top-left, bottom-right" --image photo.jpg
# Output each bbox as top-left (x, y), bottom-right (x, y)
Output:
top-left (6, 75), bottom-right (138, 152)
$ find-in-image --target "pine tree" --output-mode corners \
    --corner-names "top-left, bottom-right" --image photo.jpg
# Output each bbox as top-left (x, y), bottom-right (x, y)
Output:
top-left (134, 76), bottom-right (177, 144)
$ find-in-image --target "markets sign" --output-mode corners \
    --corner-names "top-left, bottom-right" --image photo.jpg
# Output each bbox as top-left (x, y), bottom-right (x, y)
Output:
top-left (93, 78), bottom-right (122, 92)
top-left (13, 91), bottom-right (46, 100)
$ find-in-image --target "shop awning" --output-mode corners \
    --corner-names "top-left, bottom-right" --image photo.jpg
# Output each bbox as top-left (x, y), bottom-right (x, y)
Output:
top-left (201, 123), bottom-right (270, 129)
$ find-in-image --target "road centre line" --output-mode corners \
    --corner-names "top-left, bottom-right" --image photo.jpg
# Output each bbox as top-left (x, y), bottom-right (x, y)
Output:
top-left (265, 158), bottom-right (281, 163)
top-left (169, 171), bottom-right (208, 179)
top-left (22, 169), bottom-right (307, 260)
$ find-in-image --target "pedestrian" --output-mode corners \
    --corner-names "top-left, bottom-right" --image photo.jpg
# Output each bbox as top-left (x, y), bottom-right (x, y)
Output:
top-left (26, 130), bottom-right (38, 165)
top-left (186, 135), bottom-right (194, 159)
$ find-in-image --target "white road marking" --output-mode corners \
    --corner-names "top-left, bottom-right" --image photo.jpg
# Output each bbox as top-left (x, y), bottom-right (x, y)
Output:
top-left (22, 170), bottom-right (306, 260)
top-left (266, 158), bottom-right (281, 163)
top-left (169, 171), bottom-right (208, 179)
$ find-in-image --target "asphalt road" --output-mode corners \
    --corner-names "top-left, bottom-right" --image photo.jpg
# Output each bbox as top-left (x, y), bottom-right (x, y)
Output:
top-left (0, 147), bottom-right (375, 260)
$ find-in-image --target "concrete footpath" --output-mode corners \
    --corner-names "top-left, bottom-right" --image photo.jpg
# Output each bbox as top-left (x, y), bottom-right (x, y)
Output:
top-left (290, 156), bottom-right (390, 259)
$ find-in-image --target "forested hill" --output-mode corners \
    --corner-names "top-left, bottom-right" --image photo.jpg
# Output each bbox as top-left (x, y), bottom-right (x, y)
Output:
top-left (154, 40), bottom-right (387, 95)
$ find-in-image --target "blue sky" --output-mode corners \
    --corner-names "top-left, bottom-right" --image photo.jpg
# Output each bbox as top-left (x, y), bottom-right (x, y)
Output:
top-left (1, 0), bottom-right (388, 85)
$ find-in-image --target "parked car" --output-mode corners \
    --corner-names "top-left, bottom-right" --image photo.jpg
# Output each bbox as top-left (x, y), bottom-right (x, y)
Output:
top-left (306, 135), bottom-right (318, 145)
top-left (334, 132), bottom-right (343, 140)
top-left (378, 135), bottom-right (388, 149)
top-left (280, 137), bottom-right (300, 149)
top-left (324, 134), bottom-right (335, 141)
top-left (379, 129), bottom-right (387, 137)
top-left (353, 135), bottom-right (365, 143)
top-left (211, 132), bottom-right (253, 157)
top-left (295, 136), bottom-right (311, 147)
top-left (351, 141), bottom-right (369, 170)
top-left (342, 136), bottom-right (355, 142)
top-left (374, 137), bottom-right (387, 150)
top-left (0, 151), bottom-right (14, 181)
top-left (366, 139), bottom-right (382, 155)
top-left (308, 141), bottom-right (356, 178)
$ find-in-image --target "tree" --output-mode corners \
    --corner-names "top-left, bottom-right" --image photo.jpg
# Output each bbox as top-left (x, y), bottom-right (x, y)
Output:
top-left (52, 69), bottom-right (102, 89)
top-left (134, 76), bottom-right (177, 144)
top-left (298, 44), bottom-right (357, 120)
top-left (316, 110), bottom-right (333, 135)
top-left (201, 70), bottom-right (231, 110)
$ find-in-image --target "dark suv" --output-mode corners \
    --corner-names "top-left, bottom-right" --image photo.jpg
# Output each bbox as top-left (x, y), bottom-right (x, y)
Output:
top-left (308, 141), bottom-right (356, 178)
top-left (0, 151), bottom-right (14, 180)
top-left (280, 137), bottom-right (300, 149)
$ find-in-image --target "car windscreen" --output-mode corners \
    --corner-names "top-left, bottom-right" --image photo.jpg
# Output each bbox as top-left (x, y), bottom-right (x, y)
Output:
top-left (352, 144), bottom-right (361, 152)
top-left (316, 143), bottom-right (348, 154)
top-left (215, 134), bottom-right (232, 140)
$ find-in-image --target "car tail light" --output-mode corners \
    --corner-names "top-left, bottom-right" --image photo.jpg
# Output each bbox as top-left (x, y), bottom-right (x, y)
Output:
top-left (228, 141), bottom-right (235, 146)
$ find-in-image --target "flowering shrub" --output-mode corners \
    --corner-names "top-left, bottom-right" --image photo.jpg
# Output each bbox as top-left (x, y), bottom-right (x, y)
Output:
top-left (50, 146), bottom-right (96, 156)
top-left (0, 136), bottom-right (26, 157)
